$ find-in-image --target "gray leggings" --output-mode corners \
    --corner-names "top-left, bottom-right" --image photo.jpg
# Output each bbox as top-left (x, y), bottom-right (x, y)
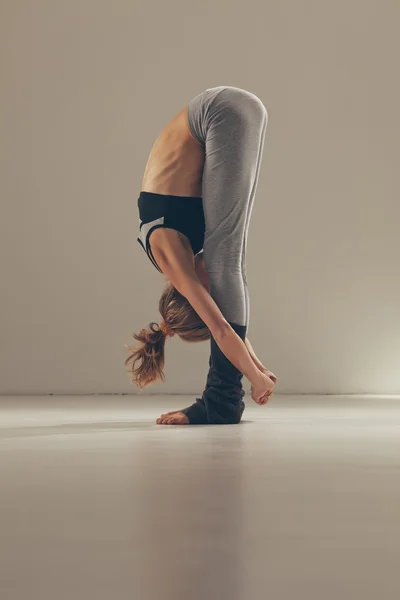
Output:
top-left (187, 86), bottom-right (268, 328)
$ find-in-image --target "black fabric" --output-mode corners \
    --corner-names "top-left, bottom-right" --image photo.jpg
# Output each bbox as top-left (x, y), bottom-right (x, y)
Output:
top-left (181, 321), bottom-right (247, 425)
top-left (137, 192), bottom-right (205, 271)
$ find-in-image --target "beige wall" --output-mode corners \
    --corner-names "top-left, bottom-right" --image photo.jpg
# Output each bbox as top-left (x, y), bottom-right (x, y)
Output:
top-left (1, 1), bottom-right (399, 394)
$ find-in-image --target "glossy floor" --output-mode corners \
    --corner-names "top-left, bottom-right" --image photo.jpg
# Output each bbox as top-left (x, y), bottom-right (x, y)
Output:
top-left (1, 394), bottom-right (400, 600)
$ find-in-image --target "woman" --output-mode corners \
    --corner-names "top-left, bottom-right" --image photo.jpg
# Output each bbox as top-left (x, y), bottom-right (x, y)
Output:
top-left (125, 86), bottom-right (277, 425)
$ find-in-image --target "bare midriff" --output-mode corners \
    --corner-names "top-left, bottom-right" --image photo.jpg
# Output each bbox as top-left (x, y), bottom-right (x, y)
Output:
top-left (141, 106), bottom-right (205, 198)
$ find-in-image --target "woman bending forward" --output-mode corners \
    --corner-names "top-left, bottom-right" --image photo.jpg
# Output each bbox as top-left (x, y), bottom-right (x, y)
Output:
top-left (125, 86), bottom-right (277, 425)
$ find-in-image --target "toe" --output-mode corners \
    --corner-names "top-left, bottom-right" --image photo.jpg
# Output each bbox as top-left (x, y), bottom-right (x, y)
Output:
top-left (165, 413), bottom-right (184, 425)
top-left (160, 410), bottom-right (180, 419)
top-left (157, 412), bottom-right (189, 425)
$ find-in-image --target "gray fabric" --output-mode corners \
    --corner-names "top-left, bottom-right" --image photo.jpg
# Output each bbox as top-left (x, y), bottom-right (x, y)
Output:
top-left (187, 86), bottom-right (268, 327)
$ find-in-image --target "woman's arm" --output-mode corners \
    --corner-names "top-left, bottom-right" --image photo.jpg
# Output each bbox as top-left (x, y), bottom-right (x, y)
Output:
top-left (157, 249), bottom-right (264, 386)
top-left (179, 278), bottom-right (264, 385)
top-left (195, 255), bottom-right (269, 379)
top-left (155, 246), bottom-right (274, 400)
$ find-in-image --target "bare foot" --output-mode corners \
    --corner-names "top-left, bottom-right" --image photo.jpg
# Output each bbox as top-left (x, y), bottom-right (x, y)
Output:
top-left (156, 411), bottom-right (190, 425)
top-left (158, 409), bottom-right (181, 418)
top-left (156, 408), bottom-right (186, 422)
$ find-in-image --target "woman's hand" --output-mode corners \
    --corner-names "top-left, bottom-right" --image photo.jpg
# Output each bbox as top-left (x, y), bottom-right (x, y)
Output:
top-left (250, 371), bottom-right (275, 405)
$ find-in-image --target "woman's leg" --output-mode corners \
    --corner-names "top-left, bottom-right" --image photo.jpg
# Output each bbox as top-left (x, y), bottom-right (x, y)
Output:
top-left (181, 86), bottom-right (268, 424)
top-left (241, 108), bottom-right (268, 327)
top-left (201, 87), bottom-right (267, 327)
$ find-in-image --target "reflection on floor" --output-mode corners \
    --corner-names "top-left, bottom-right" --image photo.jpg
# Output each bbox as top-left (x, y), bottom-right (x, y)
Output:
top-left (1, 394), bottom-right (400, 600)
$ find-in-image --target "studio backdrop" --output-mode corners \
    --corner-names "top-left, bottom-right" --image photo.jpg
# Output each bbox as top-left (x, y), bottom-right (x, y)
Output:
top-left (1, 0), bottom-right (399, 395)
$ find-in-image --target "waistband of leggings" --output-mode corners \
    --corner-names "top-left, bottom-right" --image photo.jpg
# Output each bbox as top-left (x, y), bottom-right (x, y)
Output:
top-left (138, 190), bottom-right (202, 202)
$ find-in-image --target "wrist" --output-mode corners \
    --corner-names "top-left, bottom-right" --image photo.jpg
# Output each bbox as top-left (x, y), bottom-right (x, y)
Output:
top-left (248, 367), bottom-right (264, 385)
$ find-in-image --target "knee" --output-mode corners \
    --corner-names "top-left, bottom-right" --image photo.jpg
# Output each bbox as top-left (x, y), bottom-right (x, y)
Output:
top-left (253, 96), bottom-right (268, 125)
top-left (230, 87), bottom-right (268, 122)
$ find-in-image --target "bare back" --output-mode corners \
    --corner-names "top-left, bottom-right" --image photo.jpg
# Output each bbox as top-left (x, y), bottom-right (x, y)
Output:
top-left (141, 106), bottom-right (205, 198)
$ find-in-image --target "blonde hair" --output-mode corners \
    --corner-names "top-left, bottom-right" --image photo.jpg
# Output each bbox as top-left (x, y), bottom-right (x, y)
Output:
top-left (125, 281), bottom-right (210, 389)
